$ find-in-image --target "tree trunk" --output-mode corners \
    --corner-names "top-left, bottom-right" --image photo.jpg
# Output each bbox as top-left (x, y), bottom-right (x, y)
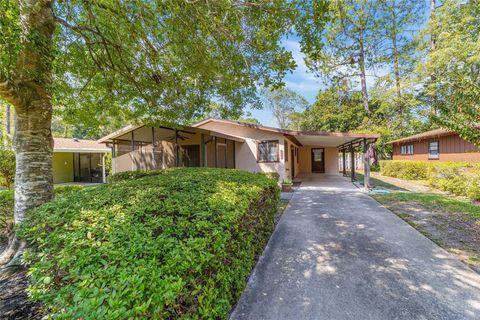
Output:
top-left (430, 0), bottom-right (437, 115)
top-left (6, 104), bottom-right (11, 134)
top-left (0, 0), bottom-right (55, 266)
top-left (358, 31), bottom-right (370, 113)
top-left (390, 11), bottom-right (404, 131)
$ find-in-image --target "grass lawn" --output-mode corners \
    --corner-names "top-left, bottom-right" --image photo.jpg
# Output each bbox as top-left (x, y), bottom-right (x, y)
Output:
top-left (356, 172), bottom-right (480, 272)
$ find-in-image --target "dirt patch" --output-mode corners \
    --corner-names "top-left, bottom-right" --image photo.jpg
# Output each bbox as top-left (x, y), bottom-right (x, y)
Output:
top-left (377, 198), bottom-right (480, 273)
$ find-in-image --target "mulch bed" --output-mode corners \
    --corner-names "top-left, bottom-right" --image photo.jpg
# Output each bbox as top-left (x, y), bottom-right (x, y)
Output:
top-left (0, 239), bottom-right (43, 320)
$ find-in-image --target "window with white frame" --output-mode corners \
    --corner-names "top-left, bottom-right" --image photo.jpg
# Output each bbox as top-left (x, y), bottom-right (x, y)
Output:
top-left (258, 140), bottom-right (279, 162)
top-left (400, 144), bottom-right (414, 155)
top-left (428, 141), bottom-right (439, 159)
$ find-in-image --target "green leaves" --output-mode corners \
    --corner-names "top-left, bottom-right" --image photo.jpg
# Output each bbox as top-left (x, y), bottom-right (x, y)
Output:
top-left (49, 1), bottom-right (301, 129)
top-left (19, 168), bottom-right (279, 319)
top-left (424, 0), bottom-right (480, 145)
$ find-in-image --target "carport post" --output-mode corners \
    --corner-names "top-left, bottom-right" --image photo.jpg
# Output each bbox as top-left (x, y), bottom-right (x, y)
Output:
top-left (342, 149), bottom-right (346, 176)
top-left (350, 143), bottom-right (355, 181)
top-left (363, 138), bottom-right (370, 191)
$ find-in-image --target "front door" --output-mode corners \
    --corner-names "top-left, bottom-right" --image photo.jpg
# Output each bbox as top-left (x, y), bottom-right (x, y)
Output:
top-left (311, 148), bottom-right (325, 173)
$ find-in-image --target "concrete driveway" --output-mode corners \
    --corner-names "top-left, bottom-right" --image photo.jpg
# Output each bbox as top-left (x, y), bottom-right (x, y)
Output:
top-left (230, 174), bottom-right (480, 320)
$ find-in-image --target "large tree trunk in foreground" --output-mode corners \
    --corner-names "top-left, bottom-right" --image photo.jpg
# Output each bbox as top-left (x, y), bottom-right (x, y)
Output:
top-left (0, 0), bottom-right (55, 266)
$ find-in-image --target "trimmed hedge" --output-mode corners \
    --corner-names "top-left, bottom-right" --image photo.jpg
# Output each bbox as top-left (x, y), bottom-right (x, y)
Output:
top-left (19, 168), bottom-right (279, 319)
top-left (380, 160), bottom-right (480, 200)
top-left (107, 169), bottom-right (170, 183)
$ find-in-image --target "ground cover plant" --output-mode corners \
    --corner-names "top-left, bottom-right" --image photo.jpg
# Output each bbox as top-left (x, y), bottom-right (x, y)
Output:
top-left (18, 168), bottom-right (279, 319)
top-left (0, 185), bottom-right (84, 243)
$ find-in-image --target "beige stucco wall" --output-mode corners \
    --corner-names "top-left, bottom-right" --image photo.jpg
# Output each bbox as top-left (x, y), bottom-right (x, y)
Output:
top-left (298, 147), bottom-right (340, 175)
top-left (284, 139), bottom-right (300, 180)
top-left (197, 122), bottom-right (292, 181)
top-left (53, 152), bottom-right (74, 183)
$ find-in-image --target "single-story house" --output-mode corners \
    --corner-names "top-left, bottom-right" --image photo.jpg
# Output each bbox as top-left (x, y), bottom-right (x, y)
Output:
top-left (53, 138), bottom-right (111, 184)
top-left (388, 128), bottom-right (480, 163)
top-left (98, 118), bottom-right (379, 183)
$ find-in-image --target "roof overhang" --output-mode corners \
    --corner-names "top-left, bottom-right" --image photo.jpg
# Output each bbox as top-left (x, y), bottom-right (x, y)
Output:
top-left (98, 123), bottom-right (245, 144)
top-left (387, 129), bottom-right (454, 144)
top-left (193, 118), bottom-right (379, 148)
top-left (294, 133), bottom-right (379, 148)
top-left (54, 148), bottom-right (111, 153)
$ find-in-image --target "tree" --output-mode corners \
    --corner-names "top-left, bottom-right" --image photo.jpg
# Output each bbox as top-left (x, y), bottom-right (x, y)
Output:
top-left (262, 87), bottom-right (309, 129)
top-left (377, 0), bottom-right (425, 116)
top-left (290, 84), bottom-right (366, 131)
top-left (425, 0), bottom-right (480, 144)
top-left (0, 0), bottom-right (329, 265)
top-left (302, 0), bottom-right (383, 113)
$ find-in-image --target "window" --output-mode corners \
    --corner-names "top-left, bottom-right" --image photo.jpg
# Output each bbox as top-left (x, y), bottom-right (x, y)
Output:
top-left (258, 140), bottom-right (279, 162)
top-left (296, 147), bottom-right (299, 163)
top-left (400, 144), bottom-right (414, 155)
top-left (284, 140), bottom-right (288, 161)
top-left (428, 141), bottom-right (439, 159)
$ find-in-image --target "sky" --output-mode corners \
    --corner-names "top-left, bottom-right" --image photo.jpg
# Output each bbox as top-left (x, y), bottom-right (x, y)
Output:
top-left (247, 37), bottom-right (324, 127)
top-left (247, 2), bottom-right (430, 128)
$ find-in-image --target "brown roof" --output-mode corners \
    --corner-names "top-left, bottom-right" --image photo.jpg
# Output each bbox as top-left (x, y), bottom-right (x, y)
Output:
top-left (54, 138), bottom-right (111, 152)
top-left (388, 128), bottom-right (454, 144)
top-left (192, 118), bottom-right (380, 139)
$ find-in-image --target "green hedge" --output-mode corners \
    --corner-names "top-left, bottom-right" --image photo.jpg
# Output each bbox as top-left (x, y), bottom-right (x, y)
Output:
top-left (380, 160), bottom-right (480, 200)
top-left (19, 168), bottom-right (279, 319)
top-left (0, 185), bottom-right (84, 239)
top-left (108, 169), bottom-right (170, 183)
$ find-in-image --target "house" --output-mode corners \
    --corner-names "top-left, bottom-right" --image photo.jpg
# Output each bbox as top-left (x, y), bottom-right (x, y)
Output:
top-left (53, 138), bottom-right (111, 184)
top-left (388, 128), bottom-right (480, 163)
top-left (98, 118), bottom-right (379, 183)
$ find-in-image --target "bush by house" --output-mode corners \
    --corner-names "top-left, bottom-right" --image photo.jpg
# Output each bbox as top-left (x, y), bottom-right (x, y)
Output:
top-left (380, 160), bottom-right (480, 200)
top-left (18, 168), bottom-right (279, 319)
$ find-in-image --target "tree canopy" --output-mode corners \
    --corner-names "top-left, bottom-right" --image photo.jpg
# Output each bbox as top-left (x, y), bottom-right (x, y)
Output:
top-left (425, 0), bottom-right (480, 144)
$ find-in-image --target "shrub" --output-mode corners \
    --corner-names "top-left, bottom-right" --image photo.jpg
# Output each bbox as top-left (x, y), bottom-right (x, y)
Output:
top-left (0, 142), bottom-right (15, 189)
top-left (0, 190), bottom-right (14, 239)
top-left (380, 160), bottom-right (480, 200)
top-left (0, 185), bottom-right (84, 240)
top-left (379, 160), bottom-right (433, 180)
top-left (19, 168), bottom-right (279, 319)
top-left (108, 168), bottom-right (169, 183)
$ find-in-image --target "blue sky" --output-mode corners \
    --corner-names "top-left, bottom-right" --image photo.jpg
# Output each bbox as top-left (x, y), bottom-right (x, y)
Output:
top-left (247, 37), bottom-right (324, 127)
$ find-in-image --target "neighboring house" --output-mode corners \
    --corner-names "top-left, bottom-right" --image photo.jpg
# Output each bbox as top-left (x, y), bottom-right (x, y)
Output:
top-left (53, 138), bottom-right (111, 184)
top-left (98, 118), bottom-right (379, 182)
top-left (388, 128), bottom-right (480, 162)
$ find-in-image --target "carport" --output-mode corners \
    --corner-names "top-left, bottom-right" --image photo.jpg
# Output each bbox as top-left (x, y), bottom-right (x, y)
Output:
top-left (287, 131), bottom-right (379, 190)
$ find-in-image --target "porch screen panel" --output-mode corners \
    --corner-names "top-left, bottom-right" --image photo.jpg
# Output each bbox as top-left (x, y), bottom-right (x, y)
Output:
top-left (206, 140), bottom-right (216, 168)
top-left (226, 140), bottom-right (235, 168)
top-left (114, 141), bottom-right (132, 173)
top-left (153, 128), bottom-right (177, 168)
top-left (217, 138), bottom-right (227, 168)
